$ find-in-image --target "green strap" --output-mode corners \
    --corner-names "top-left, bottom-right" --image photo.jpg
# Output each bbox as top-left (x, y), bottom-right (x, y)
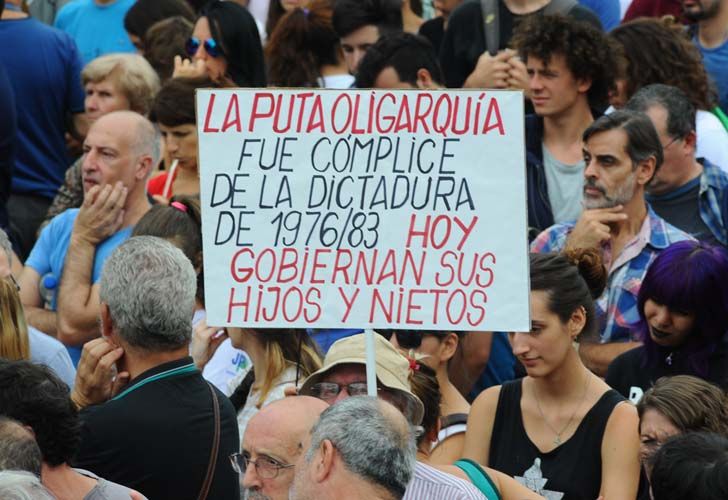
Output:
top-left (453, 459), bottom-right (502, 500)
top-left (713, 107), bottom-right (728, 132)
top-left (112, 363), bottom-right (198, 401)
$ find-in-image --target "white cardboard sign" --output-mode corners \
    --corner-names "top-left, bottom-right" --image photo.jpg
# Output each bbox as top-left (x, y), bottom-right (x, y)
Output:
top-left (197, 88), bottom-right (529, 331)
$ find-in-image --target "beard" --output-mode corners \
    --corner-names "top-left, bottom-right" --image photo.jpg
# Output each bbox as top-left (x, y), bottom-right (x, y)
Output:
top-left (583, 171), bottom-right (637, 209)
top-left (242, 489), bottom-right (271, 500)
top-left (682, 0), bottom-right (722, 21)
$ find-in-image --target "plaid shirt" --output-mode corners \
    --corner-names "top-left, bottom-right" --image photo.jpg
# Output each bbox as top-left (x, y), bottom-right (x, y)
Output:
top-left (531, 205), bottom-right (693, 342)
top-left (697, 158), bottom-right (728, 246)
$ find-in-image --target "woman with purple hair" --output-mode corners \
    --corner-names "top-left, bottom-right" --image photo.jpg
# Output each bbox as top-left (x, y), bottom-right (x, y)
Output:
top-left (606, 240), bottom-right (728, 404)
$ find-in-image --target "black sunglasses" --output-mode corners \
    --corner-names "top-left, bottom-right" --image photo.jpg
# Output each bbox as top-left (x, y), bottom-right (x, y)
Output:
top-left (377, 330), bottom-right (448, 349)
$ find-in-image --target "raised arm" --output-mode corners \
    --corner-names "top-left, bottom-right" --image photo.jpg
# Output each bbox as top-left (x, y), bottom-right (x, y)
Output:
top-left (56, 183), bottom-right (126, 346)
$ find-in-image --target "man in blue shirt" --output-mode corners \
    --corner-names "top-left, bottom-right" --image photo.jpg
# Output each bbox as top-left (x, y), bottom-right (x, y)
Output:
top-left (54, 0), bottom-right (136, 65)
top-left (18, 112), bottom-right (155, 365)
top-left (627, 84), bottom-right (728, 246)
top-left (684, 0), bottom-right (728, 113)
top-left (0, 0), bottom-right (86, 259)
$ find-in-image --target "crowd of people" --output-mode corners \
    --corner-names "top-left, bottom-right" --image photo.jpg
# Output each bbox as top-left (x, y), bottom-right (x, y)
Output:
top-left (1, 0), bottom-right (728, 499)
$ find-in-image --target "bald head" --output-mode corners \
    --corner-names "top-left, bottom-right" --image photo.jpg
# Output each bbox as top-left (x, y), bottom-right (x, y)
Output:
top-left (91, 111), bottom-right (159, 164)
top-left (241, 397), bottom-right (328, 500)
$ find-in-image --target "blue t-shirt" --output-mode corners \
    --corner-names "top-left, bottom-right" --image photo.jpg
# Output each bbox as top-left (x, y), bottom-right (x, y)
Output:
top-left (0, 63), bottom-right (16, 233)
top-left (578, 0), bottom-right (620, 31)
top-left (54, 0), bottom-right (136, 65)
top-left (0, 18), bottom-right (85, 199)
top-left (696, 37), bottom-right (728, 114)
top-left (26, 209), bottom-right (133, 363)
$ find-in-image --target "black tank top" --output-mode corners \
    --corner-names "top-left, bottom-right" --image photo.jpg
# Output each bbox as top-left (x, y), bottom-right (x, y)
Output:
top-left (489, 379), bottom-right (625, 500)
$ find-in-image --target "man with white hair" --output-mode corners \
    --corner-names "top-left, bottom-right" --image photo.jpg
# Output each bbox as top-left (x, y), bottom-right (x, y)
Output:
top-left (290, 397), bottom-right (416, 500)
top-left (19, 111), bottom-right (155, 364)
top-left (70, 236), bottom-right (240, 499)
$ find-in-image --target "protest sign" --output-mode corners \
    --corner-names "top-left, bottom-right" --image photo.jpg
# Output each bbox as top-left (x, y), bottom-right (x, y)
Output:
top-left (197, 89), bottom-right (529, 331)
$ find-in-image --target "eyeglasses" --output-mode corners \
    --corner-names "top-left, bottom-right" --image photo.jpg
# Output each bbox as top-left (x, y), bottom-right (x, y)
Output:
top-left (661, 136), bottom-right (681, 150)
top-left (308, 382), bottom-right (383, 401)
top-left (185, 37), bottom-right (223, 58)
top-left (229, 452), bottom-right (294, 479)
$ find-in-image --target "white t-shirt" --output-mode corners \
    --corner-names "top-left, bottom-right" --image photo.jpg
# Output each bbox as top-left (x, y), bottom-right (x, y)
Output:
top-left (229, 364), bottom-right (298, 444)
top-left (696, 109), bottom-right (728, 171)
top-left (192, 310), bottom-right (251, 396)
top-left (317, 74), bottom-right (355, 89)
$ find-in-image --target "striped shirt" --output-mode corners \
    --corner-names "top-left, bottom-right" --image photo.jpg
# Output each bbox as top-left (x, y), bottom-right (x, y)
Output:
top-left (404, 461), bottom-right (488, 500)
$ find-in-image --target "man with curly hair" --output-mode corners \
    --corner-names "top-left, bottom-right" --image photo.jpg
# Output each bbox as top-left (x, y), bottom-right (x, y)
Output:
top-left (511, 14), bottom-right (619, 240)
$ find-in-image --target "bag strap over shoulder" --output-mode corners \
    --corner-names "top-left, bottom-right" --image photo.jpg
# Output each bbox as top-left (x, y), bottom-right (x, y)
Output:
top-left (480, 0), bottom-right (500, 56)
top-left (197, 382), bottom-right (221, 500)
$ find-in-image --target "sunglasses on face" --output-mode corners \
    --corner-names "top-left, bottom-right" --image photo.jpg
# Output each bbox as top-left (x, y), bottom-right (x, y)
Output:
top-left (185, 37), bottom-right (223, 58)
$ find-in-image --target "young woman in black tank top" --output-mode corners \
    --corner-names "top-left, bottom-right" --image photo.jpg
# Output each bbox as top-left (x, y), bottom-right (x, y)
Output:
top-left (462, 250), bottom-right (641, 500)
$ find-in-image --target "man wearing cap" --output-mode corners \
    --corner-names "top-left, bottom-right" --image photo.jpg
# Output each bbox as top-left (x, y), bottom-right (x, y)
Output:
top-left (300, 333), bottom-right (486, 500)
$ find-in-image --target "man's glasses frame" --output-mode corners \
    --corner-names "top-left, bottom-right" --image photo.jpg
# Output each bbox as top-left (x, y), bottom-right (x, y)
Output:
top-left (229, 452), bottom-right (294, 479)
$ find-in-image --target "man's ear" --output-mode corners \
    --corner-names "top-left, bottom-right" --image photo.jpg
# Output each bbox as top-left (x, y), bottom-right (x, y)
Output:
top-left (636, 156), bottom-right (657, 186)
top-left (576, 76), bottom-right (593, 95)
top-left (313, 439), bottom-right (336, 483)
top-left (100, 303), bottom-right (118, 345)
top-left (135, 155), bottom-right (153, 181)
top-left (416, 68), bottom-right (436, 89)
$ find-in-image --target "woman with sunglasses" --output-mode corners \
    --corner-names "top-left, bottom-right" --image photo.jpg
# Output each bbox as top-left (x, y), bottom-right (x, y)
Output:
top-left (463, 249), bottom-right (641, 500)
top-left (606, 241), bottom-right (728, 404)
top-left (174, 0), bottom-right (266, 87)
top-left (383, 329), bottom-right (470, 464)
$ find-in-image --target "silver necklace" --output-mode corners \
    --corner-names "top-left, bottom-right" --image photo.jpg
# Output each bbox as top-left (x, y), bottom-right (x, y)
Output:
top-left (532, 370), bottom-right (591, 446)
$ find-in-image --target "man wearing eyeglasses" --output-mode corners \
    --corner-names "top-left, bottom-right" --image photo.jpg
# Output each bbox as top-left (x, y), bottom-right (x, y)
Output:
top-left (232, 396), bottom-right (328, 500)
top-left (626, 84), bottom-right (728, 246)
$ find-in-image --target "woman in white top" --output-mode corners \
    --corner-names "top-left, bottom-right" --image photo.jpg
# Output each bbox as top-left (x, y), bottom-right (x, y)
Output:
top-left (195, 327), bottom-right (322, 440)
top-left (609, 18), bottom-right (728, 171)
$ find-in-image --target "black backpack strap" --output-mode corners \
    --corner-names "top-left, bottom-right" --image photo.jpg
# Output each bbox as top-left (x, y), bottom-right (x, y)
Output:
top-left (480, 0), bottom-right (500, 56)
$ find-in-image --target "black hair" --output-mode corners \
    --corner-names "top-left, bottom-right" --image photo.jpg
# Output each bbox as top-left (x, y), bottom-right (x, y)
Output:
top-left (123, 0), bottom-right (195, 42)
top-left (332, 0), bottom-right (403, 39)
top-left (649, 432), bottom-right (728, 500)
top-left (0, 416), bottom-right (42, 476)
top-left (625, 84), bottom-right (696, 141)
top-left (355, 32), bottom-right (442, 88)
top-left (144, 16), bottom-right (195, 82)
top-left (132, 195), bottom-right (204, 305)
top-left (200, 0), bottom-right (266, 87)
top-left (530, 249), bottom-right (606, 339)
top-left (150, 76), bottom-right (215, 127)
top-left (0, 360), bottom-right (81, 467)
top-left (511, 14), bottom-right (619, 110)
top-left (583, 109), bottom-right (664, 173)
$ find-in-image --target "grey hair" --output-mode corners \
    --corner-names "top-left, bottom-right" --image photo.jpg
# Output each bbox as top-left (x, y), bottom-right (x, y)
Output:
top-left (305, 396), bottom-right (416, 499)
top-left (133, 115), bottom-right (161, 173)
top-left (99, 236), bottom-right (196, 352)
top-left (625, 84), bottom-right (696, 141)
top-left (0, 418), bottom-right (41, 477)
top-left (0, 229), bottom-right (11, 265)
top-left (0, 471), bottom-right (55, 500)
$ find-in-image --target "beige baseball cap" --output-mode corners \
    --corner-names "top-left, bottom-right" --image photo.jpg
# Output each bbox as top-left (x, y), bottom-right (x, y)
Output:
top-left (300, 333), bottom-right (425, 425)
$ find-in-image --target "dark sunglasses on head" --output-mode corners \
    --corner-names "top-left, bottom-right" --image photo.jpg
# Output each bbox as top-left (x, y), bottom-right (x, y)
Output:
top-left (378, 330), bottom-right (448, 350)
top-left (185, 37), bottom-right (223, 58)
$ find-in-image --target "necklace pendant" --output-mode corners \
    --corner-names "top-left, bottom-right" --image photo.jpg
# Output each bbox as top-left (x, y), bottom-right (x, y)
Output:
top-left (553, 436), bottom-right (561, 446)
